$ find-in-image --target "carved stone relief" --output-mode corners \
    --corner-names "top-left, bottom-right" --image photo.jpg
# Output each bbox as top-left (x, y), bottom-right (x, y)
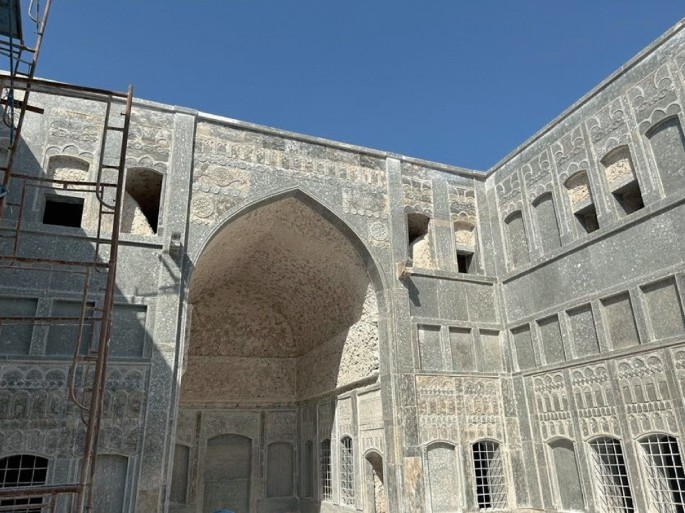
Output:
top-left (616, 353), bottom-right (677, 436)
top-left (628, 62), bottom-right (681, 133)
top-left (586, 98), bottom-right (632, 159)
top-left (522, 149), bottom-right (555, 201)
top-left (532, 373), bottom-right (573, 441)
top-left (495, 172), bottom-right (523, 219)
top-left (552, 126), bottom-right (591, 185)
top-left (416, 375), bottom-right (459, 444)
top-left (570, 364), bottom-right (619, 438)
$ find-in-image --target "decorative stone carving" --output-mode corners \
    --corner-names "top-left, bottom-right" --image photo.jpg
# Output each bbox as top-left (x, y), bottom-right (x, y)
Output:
top-left (448, 183), bottom-right (477, 223)
top-left (616, 353), bottom-right (677, 436)
top-left (532, 373), bottom-right (573, 440)
top-left (496, 172), bottom-right (523, 218)
top-left (522, 149), bottom-right (555, 200)
top-left (416, 375), bottom-right (459, 444)
top-left (343, 187), bottom-right (389, 219)
top-left (461, 378), bottom-right (503, 442)
top-left (570, 364), bottom-right (619, 438)
top-left (552, 126), bottom-right (591, 184)
top-left (586, 98), bottom-right (631, 158)
top-left (628, 62), bottom-right (681, 133)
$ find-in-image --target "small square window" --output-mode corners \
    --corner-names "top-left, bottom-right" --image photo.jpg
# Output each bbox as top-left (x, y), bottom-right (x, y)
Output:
top-left (457, 251), bottom-right (474, 273)
top-left (43, 195), bottom-right (84, 228)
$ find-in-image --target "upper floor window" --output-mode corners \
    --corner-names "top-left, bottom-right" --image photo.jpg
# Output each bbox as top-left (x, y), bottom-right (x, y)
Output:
top-left (565, 171), bottom-right (599, 234)
top-left (454, 220), bottom-right (477, 273)
top-left (122, 167), bottom-right (163, 235)
top-left (601, 146), bottom-right (644, 217)
top-left (647, 116), bottom-right (685, 194)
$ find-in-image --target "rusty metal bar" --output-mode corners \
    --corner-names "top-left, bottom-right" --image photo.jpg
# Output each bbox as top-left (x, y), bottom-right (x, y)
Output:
top-left (77, 85), bottom-right (133, 513)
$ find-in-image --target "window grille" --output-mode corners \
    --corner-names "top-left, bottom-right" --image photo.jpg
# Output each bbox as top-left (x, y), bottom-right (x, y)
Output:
top-left (340, 437), bottom-right (354, 505)
top-left (0, 454), bottom-right (48, 513)
top-left (473, 440), bottom-right (507, 510)
top-left (640, 434), bottom-right (685, 513)
top-left (589, 437), bottom-right (634, 513)
top-left (320, 439), bottom-right (332, 502)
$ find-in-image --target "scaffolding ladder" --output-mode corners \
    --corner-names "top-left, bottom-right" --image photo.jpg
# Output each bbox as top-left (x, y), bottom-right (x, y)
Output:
top-left (0, 68), bottom-right (134, 513)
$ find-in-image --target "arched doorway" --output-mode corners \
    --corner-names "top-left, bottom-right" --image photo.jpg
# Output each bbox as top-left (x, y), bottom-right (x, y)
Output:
top-left (173, 192), bottom-right (382, 513)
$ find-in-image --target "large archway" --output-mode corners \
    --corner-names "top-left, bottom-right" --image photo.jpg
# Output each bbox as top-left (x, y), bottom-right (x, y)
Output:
top-left (172, 192), bottom-right (382, 513)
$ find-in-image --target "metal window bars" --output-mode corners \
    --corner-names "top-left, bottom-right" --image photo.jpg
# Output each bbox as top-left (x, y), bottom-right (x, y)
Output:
top-left (320, 439), bottom-right (332, 502)
top-left (589, 437), bottom-right (635, 513)
top-left (0, 455), bottom-right (48, 513)
top-left (0, 73), bottom-right (133, 513)
top-left (640, 434), bottom-right (685, 513)
top-left (473, 440), bottom-right (507, 510)
top-left (340, 437), bottom-right (354, 506)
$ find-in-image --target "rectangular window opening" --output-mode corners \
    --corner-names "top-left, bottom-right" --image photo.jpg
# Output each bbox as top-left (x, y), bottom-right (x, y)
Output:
top-left (457, 250), bottom-right (474, 274)
top-left (43, 195), bottom-right (84, 228)
top-left (612, 181), bottom-right (644, 216)
top-left (574, 204), bottom-right (599, 234)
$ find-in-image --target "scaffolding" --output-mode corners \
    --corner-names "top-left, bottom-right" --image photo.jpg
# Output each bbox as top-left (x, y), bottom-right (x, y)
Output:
top-left (0, 2), bottom-right (134, 512)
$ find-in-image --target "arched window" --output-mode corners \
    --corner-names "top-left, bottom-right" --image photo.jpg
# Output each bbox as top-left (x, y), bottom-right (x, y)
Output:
top-left (532, 193), bottom-right (561, 253)
top-left (647, 116), bottom-right (685, 193)
top-left (320, 439), bottom-right (332, 501)
top-left (639, 434), bottom-right (685, 513)
top-left (601, 146), bottom-right (644, 217)
top-left (123, 167), bottom-right (163, 235)
top-left (589, 437), bottom-right (634, 513)
top-left (565, 171), bottom-right (599, 234)
top-left (43, 155), bottom-right (90, 228)
top-left (0, 454), bottom-right (48, 512)
top-left (504, 211), bottom-right (529, 269)
top-left (364, 451), bottom-right (386, 513)
top-left (454, 220), bottom-right (477, 273)
top-left (472, 440), bottom-right (507, 510)
top-left (407, 212), bottom-right (433, 268)
top-left (549, 439), bottom-right (584, 511)
top-left (340, 436), bottom-right (355, 506)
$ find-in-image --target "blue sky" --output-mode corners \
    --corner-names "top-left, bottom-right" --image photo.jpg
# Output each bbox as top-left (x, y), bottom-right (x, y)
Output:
top-left (32, 1), bottom-right (685, 170)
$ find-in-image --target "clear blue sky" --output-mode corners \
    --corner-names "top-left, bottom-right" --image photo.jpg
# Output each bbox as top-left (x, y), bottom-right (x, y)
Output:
top-left (32, 1), bottom-right (685, 170)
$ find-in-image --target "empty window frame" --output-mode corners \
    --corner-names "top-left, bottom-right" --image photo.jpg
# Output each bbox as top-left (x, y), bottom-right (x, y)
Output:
top-left (123, 167), bottom-right (163, 235)
top-left (320, 439), bottom-right (332, 501)
top-left (639, 434), bottom-right (685, 513)
top-left (532, 193), bottom-right (561, 253)
top-left (646, 116), bottom-right (685, 193)
top-left (504, 211), bottom-right (529, 269)
top-left (601, 146), bottom-right (644, 217)
top-left (0, 454), bottom-right (49, 512)
top-left (454, 220), bottom-right (477, 273)
top-left (340, 436), bottom-right (355, 506)
top-left (407, 212), bottom-right (432, 267)
top-left (473, 440), bottom-right (507, 510)
top-left (589, 437), bottom-right (634, 513)
top-left (42, 194), bottom-right (84, 228)
top-left (565, 171), bottom-right (599, 234)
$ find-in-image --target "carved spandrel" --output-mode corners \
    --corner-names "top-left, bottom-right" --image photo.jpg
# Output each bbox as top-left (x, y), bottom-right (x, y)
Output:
top-left (48, 109), bottom-right (100, 151)
top-left (358, 390), bottom-right (383, 431)
top-left (616, 353), bottom-right (677, 436)
top-left (189, 166), bottom-right (250, 225)
top-left (194, 123), bottom-right (387, 191)
top-left (570, 364), bottom-right (619, 438)
top-left (461, 378), bottom-right (503, 442)
top-left (415, 375), bottom-right (459, 444)
top-left (448, 183), bottom-right (477, 223)
top-left (531, 372), bottom-right (572, 441)
top-left (495, 172), bottom-right (522, 219)
top-left (402, 175), bottom-right (433, 217)
top-left (586, 98), bottom-right (631, 158)
top-left (552, 126), bottom-right (590, 183)
top-left (628, 62), bottom-right (681, 133)
top-left (127, 110), bottom-right (172, 163)
top-left (522, 149), bottom-right (555, 201)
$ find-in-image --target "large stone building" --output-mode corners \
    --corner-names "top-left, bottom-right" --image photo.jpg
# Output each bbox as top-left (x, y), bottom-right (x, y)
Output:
top-left (1, 16), bottom-right (685, 513)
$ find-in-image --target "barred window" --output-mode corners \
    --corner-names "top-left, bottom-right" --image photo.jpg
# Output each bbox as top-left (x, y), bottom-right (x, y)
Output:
top-left (589, 437), bottom-right (634, 513)
top-left (0, 454), bottom-right (48, 513)
top-left (320, 439), bottom-right (332, 501)
top-left (473, 440), bottom-right (507, 510)
top-left (340, 437), bottom-right (354, 506)
top-left (639, 434), bottom-right (685, 513)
